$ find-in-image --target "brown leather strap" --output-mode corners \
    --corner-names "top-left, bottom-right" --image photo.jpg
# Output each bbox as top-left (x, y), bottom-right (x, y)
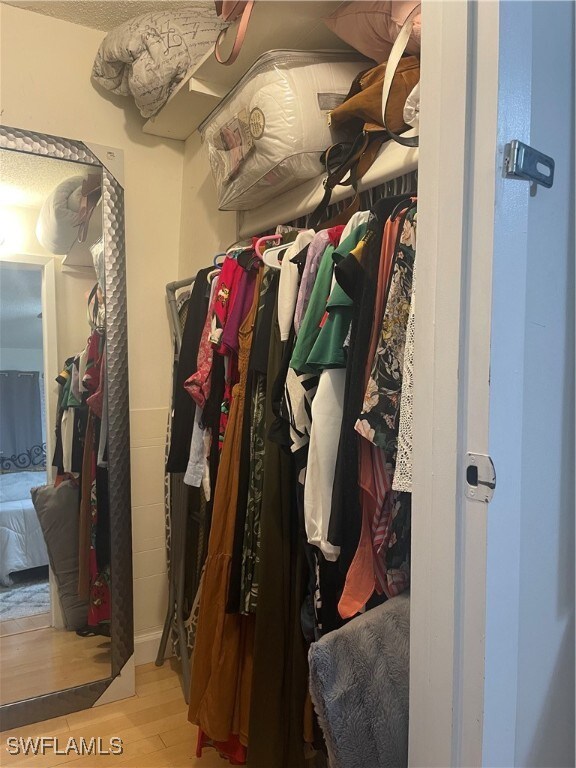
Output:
top-left (315, 194), bottom-right (361, 230)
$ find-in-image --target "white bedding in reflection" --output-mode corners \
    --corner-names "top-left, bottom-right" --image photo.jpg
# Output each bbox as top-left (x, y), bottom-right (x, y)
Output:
top-left (0, 471), bottom-right (49, 585)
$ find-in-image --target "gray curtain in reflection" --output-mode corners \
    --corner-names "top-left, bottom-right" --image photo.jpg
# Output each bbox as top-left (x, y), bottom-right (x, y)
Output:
top-left (0, 370), bottom-right (45, 471)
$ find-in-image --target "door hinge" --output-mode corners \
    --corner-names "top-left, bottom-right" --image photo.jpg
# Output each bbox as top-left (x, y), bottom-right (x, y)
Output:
top-left (465, 453), bottom-right (496, 503)
top-left (503, 139), bottom-right (555, 195)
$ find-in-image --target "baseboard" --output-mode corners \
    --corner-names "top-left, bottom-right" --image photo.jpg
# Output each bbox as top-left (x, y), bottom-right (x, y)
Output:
top-left (134, 628), bottom-right (174, 667)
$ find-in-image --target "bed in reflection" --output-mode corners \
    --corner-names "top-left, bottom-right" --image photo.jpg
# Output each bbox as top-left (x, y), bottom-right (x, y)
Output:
top-left (0, 468), bottom-right (48, 587)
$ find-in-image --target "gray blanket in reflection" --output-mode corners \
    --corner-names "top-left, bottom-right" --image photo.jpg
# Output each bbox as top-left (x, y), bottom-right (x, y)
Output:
top-left (308, 593), bottom-right (410, 768)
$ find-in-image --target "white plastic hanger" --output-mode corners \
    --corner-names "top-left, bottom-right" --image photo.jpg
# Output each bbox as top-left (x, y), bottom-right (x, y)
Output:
top-left (206, 267), bottom-right (221, 283)
top-left (261, 242), bottom-right (289, 269)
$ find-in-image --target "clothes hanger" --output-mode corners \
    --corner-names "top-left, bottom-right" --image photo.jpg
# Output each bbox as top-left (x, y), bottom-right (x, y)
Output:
top-left (213, 252), bottom-right (226, 266)
top-left (390, 195), bottom-right (417, 221)
top-left (254, 234), bottom-right (281, 259)
top-left (261, 242), bottom-right (289, 269)
top-left (206, 267), bottom-right (221, 283)
top-left (225, 240), bottom-right (253, 257)
top-left (87, 282), bottom-right (105, 332)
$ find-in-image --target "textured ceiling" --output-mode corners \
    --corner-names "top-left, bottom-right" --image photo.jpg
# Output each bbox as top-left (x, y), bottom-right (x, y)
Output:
top-left (0, 149), bottom-right (96, 209)
top-left (2, 0), bottom-right (196, 31)
top-left (0, 263), bottom-right (43, 350)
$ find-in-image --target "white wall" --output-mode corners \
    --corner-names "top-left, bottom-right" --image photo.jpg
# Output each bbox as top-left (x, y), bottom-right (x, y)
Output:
top-left (0, 4), bottom-right (185, 653)
top-left (178, 131), bottom-right (236, 278)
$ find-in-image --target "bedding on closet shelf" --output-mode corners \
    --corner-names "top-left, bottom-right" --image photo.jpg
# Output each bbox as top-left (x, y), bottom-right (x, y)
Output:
top-left (0, 470), bottom-right (48, 586)
top-left (92, 7), bottom-right (228, 118)
top-left (200, 50), bottom-right (369, 211)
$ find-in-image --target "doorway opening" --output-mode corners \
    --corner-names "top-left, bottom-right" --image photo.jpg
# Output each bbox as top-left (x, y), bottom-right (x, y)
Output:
top-left (0, 261), bottom-right (51, 638)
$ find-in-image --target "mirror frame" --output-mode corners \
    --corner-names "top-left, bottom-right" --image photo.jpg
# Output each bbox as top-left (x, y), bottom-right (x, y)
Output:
top-left (0, 125), bottom-right (133, 730)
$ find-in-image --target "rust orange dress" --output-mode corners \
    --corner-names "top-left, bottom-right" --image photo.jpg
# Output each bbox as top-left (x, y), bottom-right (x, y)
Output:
top-left (188, 268), bottom-right (263, 755)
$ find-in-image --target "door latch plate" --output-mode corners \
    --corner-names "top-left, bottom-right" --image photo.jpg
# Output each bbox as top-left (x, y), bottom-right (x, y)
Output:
top-left (465, 453), bottom-right (496, 503)
top-left (503, 139), bottom-right (554, 193)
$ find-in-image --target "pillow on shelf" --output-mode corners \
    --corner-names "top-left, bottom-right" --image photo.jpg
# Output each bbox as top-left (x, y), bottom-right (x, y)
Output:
top-left (92, 7), bottom-right (229, 118)
top-left (324, 1), bottom-right (421, 64)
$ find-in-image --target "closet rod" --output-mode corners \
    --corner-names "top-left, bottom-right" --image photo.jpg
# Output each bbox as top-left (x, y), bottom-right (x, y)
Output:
top-left (238, 132), bottom-right (419, 238)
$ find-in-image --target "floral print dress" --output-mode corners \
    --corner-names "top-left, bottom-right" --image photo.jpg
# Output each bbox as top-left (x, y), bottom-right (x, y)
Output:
top-left (352, 206), bottom-right (417, 601)
top-left (355, 207), bottom-right (417, 459)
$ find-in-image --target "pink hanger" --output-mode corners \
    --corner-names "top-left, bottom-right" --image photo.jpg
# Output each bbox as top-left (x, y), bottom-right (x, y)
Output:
top-left (254, 234), bottom-right (281, 259)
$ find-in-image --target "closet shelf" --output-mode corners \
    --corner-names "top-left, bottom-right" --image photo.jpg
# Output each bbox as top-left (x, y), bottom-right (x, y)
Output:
top-left (238, 131), bottom-right (419, 237)
top-left (62, 250), bottom-right (95, 268)
top-left (142, 1), bottom-right (351, 141)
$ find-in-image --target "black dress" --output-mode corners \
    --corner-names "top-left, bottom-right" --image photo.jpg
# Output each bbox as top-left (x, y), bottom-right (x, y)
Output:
top-left (328, 196), bottom-right (409, 574)
top-left (166, 267), bottom-right (212, 473)
top-left (248, 299), bottom-right (309, 768)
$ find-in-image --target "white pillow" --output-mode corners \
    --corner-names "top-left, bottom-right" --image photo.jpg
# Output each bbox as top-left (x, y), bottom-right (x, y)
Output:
top-left (324, 1), bottom-right (421, 64)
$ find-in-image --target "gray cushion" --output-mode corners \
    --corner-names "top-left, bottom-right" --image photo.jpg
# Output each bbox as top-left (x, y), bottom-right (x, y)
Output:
top-left (31, 481), bottom-right (88, 630)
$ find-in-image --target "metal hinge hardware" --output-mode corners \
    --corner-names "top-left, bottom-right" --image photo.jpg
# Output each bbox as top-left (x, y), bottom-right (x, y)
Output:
top-left (503, 140), bottom-right (555, 195)
top-left (465, 453), bottom-right (496, 503)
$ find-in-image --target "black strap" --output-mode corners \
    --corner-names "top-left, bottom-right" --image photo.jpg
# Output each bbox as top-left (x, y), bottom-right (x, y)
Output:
top-left (87, 283), bottom-right (104, 330)
top-left (308, 133), bottom-right (371, 230)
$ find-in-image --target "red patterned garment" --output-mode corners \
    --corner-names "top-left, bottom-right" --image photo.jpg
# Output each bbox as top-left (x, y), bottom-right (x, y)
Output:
top-left (83, 328), bottom-right (111, 627)
top-left (185, 275), bottom-right (221, 408)
top-left (84, 330), bottom-right (105, 418)
top-left (209, 256), bottom-right (244, 355)
top-left (87, 446), bottom-right (111, 627)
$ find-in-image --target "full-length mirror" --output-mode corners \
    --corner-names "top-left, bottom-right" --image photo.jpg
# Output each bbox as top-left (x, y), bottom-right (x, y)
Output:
top-left (0, 128), bottom-right (133, 730)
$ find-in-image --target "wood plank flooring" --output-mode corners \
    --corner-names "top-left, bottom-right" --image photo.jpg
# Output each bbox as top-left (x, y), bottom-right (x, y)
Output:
top-left (0, 628), bottom-right (109, 706)
top-left (0, 662), bottom-right (222, 768)
top-left (0, 612), bottom-right (51, 638)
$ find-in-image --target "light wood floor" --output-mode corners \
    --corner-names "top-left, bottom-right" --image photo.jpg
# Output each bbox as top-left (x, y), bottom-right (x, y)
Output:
top-left (0, 662), bottom-right (223, 768)
top-left (0, 628), bottom-right (110, 706)
top-left (0, 612), bottom-right (51, 638)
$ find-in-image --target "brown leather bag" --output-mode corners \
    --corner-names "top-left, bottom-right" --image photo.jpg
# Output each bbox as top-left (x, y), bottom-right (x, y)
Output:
top-left (307, 55), bottom-right (419, 229)
top-left (329, 55), bottom-right (420, 136)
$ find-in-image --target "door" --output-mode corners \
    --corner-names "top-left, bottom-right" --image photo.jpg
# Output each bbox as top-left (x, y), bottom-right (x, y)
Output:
top-left (410, 2), bottom-right (575, 766)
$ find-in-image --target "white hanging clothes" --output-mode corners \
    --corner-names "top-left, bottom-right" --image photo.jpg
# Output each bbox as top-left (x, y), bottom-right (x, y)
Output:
top-left (392, 260), bottom-right (416, 492)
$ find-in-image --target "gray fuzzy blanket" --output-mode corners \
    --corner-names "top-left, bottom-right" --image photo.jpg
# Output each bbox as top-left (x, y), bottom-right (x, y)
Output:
top-left (308, 593), bottom-right (410, 768)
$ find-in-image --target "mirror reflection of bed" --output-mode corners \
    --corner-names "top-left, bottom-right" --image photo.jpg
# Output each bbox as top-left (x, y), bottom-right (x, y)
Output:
top-left (0, 150), bottom-right (112, 706)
